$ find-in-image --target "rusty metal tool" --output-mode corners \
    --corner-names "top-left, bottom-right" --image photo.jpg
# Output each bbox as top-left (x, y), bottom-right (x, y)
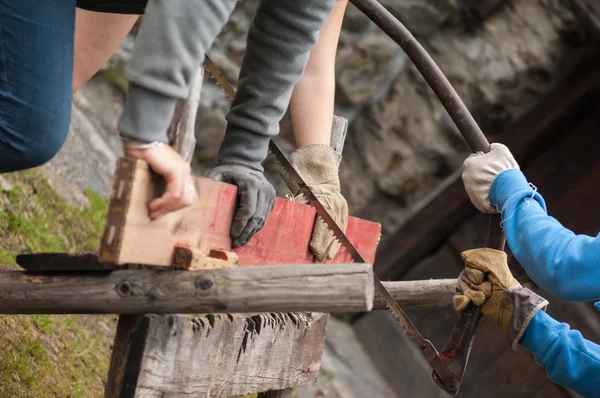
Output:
top-left (348, 0), bottom-right (506, 393)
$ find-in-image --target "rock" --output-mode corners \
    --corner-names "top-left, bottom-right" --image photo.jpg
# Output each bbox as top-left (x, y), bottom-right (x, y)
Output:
top-left (294, 317), bottom-right (397, 398)
top-left (47, 74), bottom-right (125, 196)
top-left (0, 176), bottom-right (13, 192)
top-left (378, 0), bottom-right (461, 38)
top-left (335, 32), bottom-right (405, 108)
top-left (37, 166), bottom-right (90, 210)
top-left (342, 0), bottom-right (593, 237)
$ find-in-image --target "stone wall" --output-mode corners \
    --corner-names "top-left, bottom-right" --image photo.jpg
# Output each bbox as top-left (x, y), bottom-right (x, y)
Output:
top-left (52, 0), bottom-right (594, 237)
top-left (196, 0), bottom-right (594, 236)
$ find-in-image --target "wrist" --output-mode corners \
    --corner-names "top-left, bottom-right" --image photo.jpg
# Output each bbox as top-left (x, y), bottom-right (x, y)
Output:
top-left (504, 286), bottom-right (549, 350)
top-left (118, 83), bottom-right (175, 144)
top-left (490, 169), bottom-right (528, 207)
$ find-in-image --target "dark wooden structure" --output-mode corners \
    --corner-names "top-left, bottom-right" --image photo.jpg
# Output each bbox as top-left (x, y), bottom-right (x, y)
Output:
top-left (356, 56), bottom-right (600, 396)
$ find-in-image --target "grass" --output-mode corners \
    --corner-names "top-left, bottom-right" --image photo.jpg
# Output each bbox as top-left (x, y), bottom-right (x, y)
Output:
top-left (0, 170), bottom-right (116, 397)
top-left (0, 170), bottom-right (106, 268)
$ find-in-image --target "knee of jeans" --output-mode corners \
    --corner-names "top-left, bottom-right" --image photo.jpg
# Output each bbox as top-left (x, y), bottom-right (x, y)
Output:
top-left (0, 110), bottom-right (70, 171)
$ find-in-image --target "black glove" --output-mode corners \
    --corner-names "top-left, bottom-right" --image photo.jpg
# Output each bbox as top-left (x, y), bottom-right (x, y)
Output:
top-left (206, 164), bottom-right (275, 248)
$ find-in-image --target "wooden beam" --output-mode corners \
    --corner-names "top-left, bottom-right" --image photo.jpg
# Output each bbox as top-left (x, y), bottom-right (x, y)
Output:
top-left (377, 279), bottom-right (455, 310)
top-left (570, 0), bottom-right (600, 41)
top-left (0, 264), bottom-right (374, 314)
top-left (99, 157), bottom-right (381, 268)
top-left (373, 57), bottom-right (600, 282)
top-left (105, 313), bottom-right (328, 398)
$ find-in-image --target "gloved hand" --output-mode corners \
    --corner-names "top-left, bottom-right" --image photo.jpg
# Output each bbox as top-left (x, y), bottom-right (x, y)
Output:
top-left (454, 248), bottom-right (549, 350)
top-left (280, 145), bottom-right (348, 261)
top-left (206, 164), bottom-right (275, 248)
top-left (462, 143), bottom-right (520, 213)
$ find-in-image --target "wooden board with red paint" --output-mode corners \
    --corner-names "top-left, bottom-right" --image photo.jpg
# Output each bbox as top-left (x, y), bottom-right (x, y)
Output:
top-left (99, 157), bottom-right (381, 267)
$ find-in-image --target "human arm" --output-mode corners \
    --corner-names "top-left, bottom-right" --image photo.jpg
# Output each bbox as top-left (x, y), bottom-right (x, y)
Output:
top-left (73, 9), bottom-right (139, 93)
top-left (462, 143), bottom-right (600, 302)
top-left (520, 310), bottom-right (600, 398)
top-left (455, 248), bottom-right (600, 398)
top-left (491, 169), bottom-right (600, 302)
top-left (116, 0), bottom-right (238, 218)
top-left (290, 0), bottom-right (347, 148)
top-left (208, 0), bottom-right (337, 247)
top-left (282, 0), bottom-right (349, 260)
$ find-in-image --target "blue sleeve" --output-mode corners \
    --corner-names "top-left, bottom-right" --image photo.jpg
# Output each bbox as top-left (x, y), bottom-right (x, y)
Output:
top-left (520, 311), bottom-right (600, 398)
top-left (490, 169), bottom-right (600, 302)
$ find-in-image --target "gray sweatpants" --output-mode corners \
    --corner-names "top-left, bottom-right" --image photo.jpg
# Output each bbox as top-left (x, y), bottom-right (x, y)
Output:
top-left (119, 0), bottom-right (336, 169)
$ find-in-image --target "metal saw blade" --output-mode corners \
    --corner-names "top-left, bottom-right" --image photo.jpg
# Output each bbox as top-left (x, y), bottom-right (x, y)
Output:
top-left (203, 56), bottom-right (235, 101)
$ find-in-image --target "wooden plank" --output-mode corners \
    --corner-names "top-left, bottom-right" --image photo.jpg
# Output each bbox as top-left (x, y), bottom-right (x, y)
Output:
top-left (99, 157), bottom-right (381, 267)
top-left (112, 313), bottom-right (330, 398)
top-left (0, 264), bottom-right (374, 314)
top-left (105, 314), bottom-right (150, 398)
top-left (373, 57), bottom-right (600, 282)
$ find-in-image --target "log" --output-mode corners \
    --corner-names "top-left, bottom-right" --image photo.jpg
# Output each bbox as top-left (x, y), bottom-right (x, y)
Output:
top-left (377, 279), bottom-right (455, 310)
top-left (0, 264), bottom-right (374, 314)
top-left (106, 312), bottom-right (328, 398)
top-left (99, 157), bottom-right (381, 267)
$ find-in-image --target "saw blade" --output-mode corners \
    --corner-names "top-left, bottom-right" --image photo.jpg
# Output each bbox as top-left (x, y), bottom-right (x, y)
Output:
top-left (203, 56), bottom-right (235, 101)
top-left (203, 59), bottom-right (458, 391)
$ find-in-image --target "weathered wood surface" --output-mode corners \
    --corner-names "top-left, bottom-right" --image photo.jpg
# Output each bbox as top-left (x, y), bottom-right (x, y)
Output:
top-left (107, 64), bottom-right (205, 398)
top-left (0, 264), bottom-right (374, 314)
top-left (330, 115), bottom-right (348, 155)
top-left (373, 58), bottom-right (600, 282)
top-left (168, 65), bottom-right (203, 162)
top-left (105, 314), bottom-right (149, 398)
top-left (99, 158), bottom-right (381, 267)
top-left (376, 279), bottom-right (455, 310)
top-left (113, 313), bottom-right (329, 398)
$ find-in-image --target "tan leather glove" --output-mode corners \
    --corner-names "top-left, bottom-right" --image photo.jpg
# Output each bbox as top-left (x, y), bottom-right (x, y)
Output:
top-left (280, 144), bottom-right (348, 261)
top-left (462, 143), bottom-right (520, 213)
top-left (454, 248), bottom-right (549, 350)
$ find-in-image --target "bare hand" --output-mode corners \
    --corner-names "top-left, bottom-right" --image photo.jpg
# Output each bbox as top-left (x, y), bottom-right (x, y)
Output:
top-left (125, 144), bottom-right (196, 219)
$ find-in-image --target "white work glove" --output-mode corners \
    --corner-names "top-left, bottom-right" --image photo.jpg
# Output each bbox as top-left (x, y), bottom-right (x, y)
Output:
top-left (280, 145), bottom-right (349, 262)
top-left (462, 143), bottom-right (520, 213)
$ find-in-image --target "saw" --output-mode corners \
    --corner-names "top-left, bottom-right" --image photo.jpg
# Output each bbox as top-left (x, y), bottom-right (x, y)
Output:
top-left (204, 1), bottom-right (505, 393)
top-left (202, 56), bottom-right (462, 393)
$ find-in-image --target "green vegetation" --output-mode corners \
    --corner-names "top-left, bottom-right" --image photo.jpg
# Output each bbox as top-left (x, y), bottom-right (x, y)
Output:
top-left (0, 170), bottom-right (115, 397)
top-left (0, 170), bottom-right (106, 268)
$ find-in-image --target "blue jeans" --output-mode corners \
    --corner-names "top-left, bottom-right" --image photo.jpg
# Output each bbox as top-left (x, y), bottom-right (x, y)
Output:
top-left (0, 0), bottom-right (76, 172)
